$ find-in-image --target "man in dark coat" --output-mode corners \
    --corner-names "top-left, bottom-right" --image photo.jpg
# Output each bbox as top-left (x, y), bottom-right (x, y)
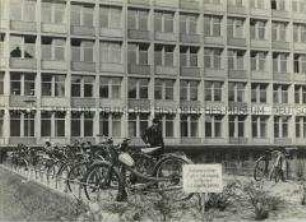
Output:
top-left (141, 117), bottom-right (164, 157)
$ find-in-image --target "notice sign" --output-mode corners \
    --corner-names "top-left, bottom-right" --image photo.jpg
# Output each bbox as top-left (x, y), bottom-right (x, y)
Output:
top-left (183, 164), bottom-right (223, 193)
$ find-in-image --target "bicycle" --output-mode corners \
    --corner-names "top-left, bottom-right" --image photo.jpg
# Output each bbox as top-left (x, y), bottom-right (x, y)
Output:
top-left (83, 138), bottom-right (193, 202)
top-left (254, 147), bottom-right (296, 182)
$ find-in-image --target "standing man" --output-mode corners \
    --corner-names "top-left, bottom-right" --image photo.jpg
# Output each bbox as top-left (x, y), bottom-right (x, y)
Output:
top-left (141, 117), bottom-right (164, 157)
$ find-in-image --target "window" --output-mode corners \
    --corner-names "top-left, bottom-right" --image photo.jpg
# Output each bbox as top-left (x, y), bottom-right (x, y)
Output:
top-left (272, 22), bottom-right (287, 41)
top-left (250, 0), bottom-right (265, 9)
top-left (228, 50), bottom-right (245, 70)
top-left (180, 46), bottom-right (198, 67)
top-left (42, 1), bottom-right (65, 24)
top-left (204, 0), bottom-right (221, 4)
top-left (228, 82), bottom-right (246, 102)
top-left (128, 113), bottom-right (149, 138)
top-left (251, 83), bottom-right (267, 103)
top-left (229, 116), bottom-right (246, 138)
top-left (154, 79), bottom-right (174, 100)
top-left (155, 114), bottom-right (175, 138)
top-left (24, 113), bottom-right (35, 137)
top-left (71, 112), bottom-right (94, 137)
top-left (71, 4), bottom-right (94, 27)
top-left (204, 15), bottom-right (222, 37)
top-left (99, 113), bottom-right (122, 138)
top-left (292, 0), bottom-right (306, 13)
top-left (9, 112), bottom-right (36, 138)
top-left (0, 72), bottom-right (4, 95)
top-left (271, 0), bottom-right (286, 10)
top-left (273, 53), bottom-right (288, 74)
top-left (41, 111), bottom-right (66, 138)
top-left (41, 37), bottom-right (65, 61)
top-left (0, 34), bottom-right (4, 59)
top-left (0, 111), bottom-right (3, 137)
top-left (294, 54), bottom-right (306, 74)
top-left (273, 84), bottom-right (288, 103)
top-left (128, 43), bottom-right (149, 65)
top-left (154, 11), bottom-right (174, 33)
top-left (180, 80), bottom-right (198, 101)
top-left (41, 112), bottom-right (52, 137)
top-left (10, 112), bottom-right (21, 137)
top-left (71, 76), bottom-right (94, 98)
top-left (180, 14), bottom-right (198, 34)
top-left (84, 112), bottom-right (93, 137)
top-left (205, 81), bottom-right (223, 102)
top-left (250, 20), bottom-right (266, 40)
top-left (24, 74), bottom-right (35, 96)
top-left (296, 117), bottom-right (306, 138)
top-left (71, 39), bottom-right (94, 63)
top-left (41, 74), bottom-right (65, 97)
top-left (0, 0), bottom-right (6, 20)
top-left (128, 9), bottom-right (149, 30)
top-left (180, 115), bottom-right (199, 138)
top-left (228, 0), bottom-right (243, 6)
top-left (71, 112), bottom-right (81, 137)
top-left (100, 77), bottom-right (121, 99)
top-left (128, 78), bottom-right (149, 99)
top-left (10, 0), bottom-right (36, 21)
top-left (154, 45), bottom-right (174, 67)
top-left (10, 35), bottom-right (36, 59)
top-left (100, 6), bottom-right (122, 29)
top-left (293, 24), bottom-right (306, 43)
top-left (205, 115), bottom-right (223, 138)
top-left (252, 116), bottom-right (268, 138)
top-left (227, 18), bottom-right (245, 38)
top-left (204, 48), bottom-right (222, 69)
top-left (100, 42), bottom-right (122, 64)
top-left (55, 112), bottom-right (65, 137)
top-left (294, 85), bottom-right (306, 104)
top-left (251, 51), bottom-right (266, 71)
top-left (274, 116), bottom-right (289, 138)
top-left (10, 73), bottom-right (36, 96)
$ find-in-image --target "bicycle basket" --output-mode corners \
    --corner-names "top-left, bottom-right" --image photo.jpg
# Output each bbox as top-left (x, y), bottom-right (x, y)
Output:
top-left (118, 152), bottom-right (135, 167)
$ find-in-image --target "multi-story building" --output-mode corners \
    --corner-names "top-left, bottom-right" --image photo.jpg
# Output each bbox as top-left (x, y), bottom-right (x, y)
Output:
top-left (1, 0), bottom-right (306, 159)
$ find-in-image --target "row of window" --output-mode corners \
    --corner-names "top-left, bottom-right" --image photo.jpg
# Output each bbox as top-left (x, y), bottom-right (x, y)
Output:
top-left (3, 36), bottom-right (306, 73)
top-left (3, 0), bottom-right (306, 25)
top-left (3, 73), bottom-right (306, 104)
top-left (1, 111), bottom-right (306, 140)
top-left (1, 1), bottom-right (306, 43)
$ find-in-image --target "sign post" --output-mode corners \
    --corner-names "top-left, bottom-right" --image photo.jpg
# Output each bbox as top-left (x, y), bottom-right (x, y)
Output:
top-left (183, 164), bottom-right (223, 215)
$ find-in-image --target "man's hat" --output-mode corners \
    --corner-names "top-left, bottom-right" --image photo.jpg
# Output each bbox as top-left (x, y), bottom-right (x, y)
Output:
top-left (152, 118), bottom-right (159, 123)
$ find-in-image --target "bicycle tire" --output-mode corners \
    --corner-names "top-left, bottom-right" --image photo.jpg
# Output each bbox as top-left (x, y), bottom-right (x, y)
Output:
top-left (274, 167), bottom-right (281, 182)
top-left (155, 156), bottom-right (193, 202)
top-left (254, 157), bottom-right (267, 181)
top-left (83, 162), bottom-right (124, 202)
top-left (66, 163), bottom-right (88, 193)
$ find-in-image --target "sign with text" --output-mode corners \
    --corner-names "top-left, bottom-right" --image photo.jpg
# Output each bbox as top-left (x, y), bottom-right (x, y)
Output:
top-left (183, 164), bottom-right (223, 193)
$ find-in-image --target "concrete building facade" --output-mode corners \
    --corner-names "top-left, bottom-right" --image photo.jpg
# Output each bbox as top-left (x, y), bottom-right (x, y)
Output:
top-left (0, 0), bottom-right (306, 154)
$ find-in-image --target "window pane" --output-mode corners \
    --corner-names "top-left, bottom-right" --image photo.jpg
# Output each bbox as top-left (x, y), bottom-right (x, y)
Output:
top-left (41, 113), bottom-right (51, 137)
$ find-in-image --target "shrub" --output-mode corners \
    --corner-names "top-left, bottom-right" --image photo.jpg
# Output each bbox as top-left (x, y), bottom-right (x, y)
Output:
top-left (205, 180), bottom-right (242, 212)
top-left (242, 181), bottom-right (283, 220)
top-left (301, 183), bottom-right (306, 205)
top-left (296, 159), bottom-right (306, 181)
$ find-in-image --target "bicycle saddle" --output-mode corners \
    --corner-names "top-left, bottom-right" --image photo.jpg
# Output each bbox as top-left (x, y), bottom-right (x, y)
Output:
top-left (141, 146), bottom-right (162, 154)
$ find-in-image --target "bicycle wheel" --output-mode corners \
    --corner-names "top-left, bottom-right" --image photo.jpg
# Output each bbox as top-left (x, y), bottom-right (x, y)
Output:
top-left (84, 162), bottom-right (124, 202)
top-left (272, 167), bottom-right (281, 182)
top-left (66, 163), bottom-right (87, 193)
top-left (155, 156), bottom-right (193, 202)
top-left (55, 163), bottom-right (72, 191)
top-left (129, 153), bottom-right (156, 184)
top-left (254, 157), bottom-right (267, 181)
